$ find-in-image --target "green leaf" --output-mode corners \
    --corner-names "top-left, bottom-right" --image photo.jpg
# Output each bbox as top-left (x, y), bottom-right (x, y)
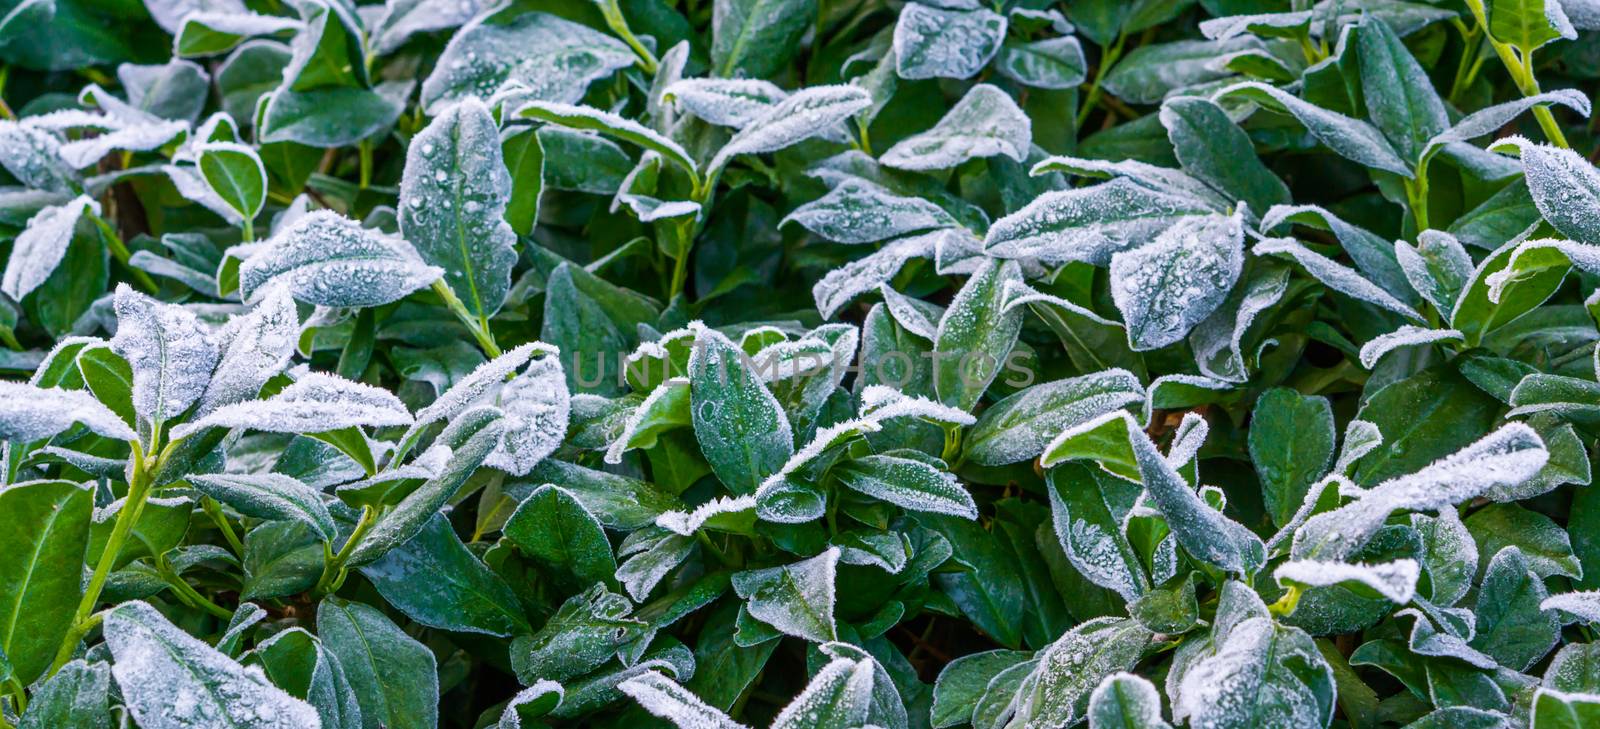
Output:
top-left (930, 649), bottom-right (1033, 729)
top-left (689, 324), bottom-right (794, 494)
top-left (317, 596), bottom-right (439, 729)
top-left (18, 659), bottom-right (111, 729)
top-left (834, 453), bottom-right (977, 518)
top-left (189, 473), bottom-right (337, 541)
top-left (502, 484), bottom-right (618, 589)
top-left (361, 513), bottom-right (532, 636)
top-left (0, 480), bottom-right (91, 684)
top-left (197, 142), bottom-right (267, 224)
top-left (1465, 503), bottom-right (1582, 579)
top-left (1249, 388), bottom-right (1336, 529)
top-left (104, 600), bottom-right (322, 728)
top-left (398, 97), bottom-right (518, 321)
top-left (1110, 211), bottom-right (1245, 351)
top-left (731, 548), bottom-right (839, 643)
top-left (510, 584), bottom-right (647, 683)
top-left (422, 11), bottom-right (634, 113)
top-left (996, 36), bottom-right (1088, 90)
top-left (1088, 672), bottom-right (1172, 729)
top-left (517, 101), bottom-right (698, 183)
top-left (1046, 462), bottom-right (1150, 603)
top-left (1007, 617), bottom-right (1152, 726)
top-left (1176, 617), bottom-right (1335, 728)
top-left (933, 257), bottom-right (1024, 412)
top-left (1488, 0), bottom-right (1577, 54)
top-left (711, 0), bottom-right (815, 79)
top-left (1353, 17), bottom-right (1449, 162)
top-left (966, 369), bottom-right (1145, 467)
top-left (1160, 97), bottom-right (1290, 213)
top-left (1471, 546), bottom-right (1561, 671)
top-left (250, 627), bottom-right (364, 729)
top-left (880, 84), bottom-right (1030, 171)
top-left (1532, 687), bottom-right (1600, 728)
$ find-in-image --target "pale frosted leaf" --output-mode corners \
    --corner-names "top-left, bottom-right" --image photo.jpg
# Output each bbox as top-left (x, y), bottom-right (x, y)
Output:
top-left (984, 177), bottom-right (1214, 265)
top-left (105, 601), bottom-right (322, 729)
top-left (1542, 591), bottom-right (1600, 625)
top-left (1005, 617), bottom-right (1151, 727)
top-left (1, 195), bottom-right (98, 301)
top-left (892, 4), bottom-right (1006, 80)
top-left (1334, 419), bottom-right (1383, 476)
top-left (1211, 81), bottom-right (1412, 177)
top-left (1088, 672), bottom-right (1171, 729)
top-left (1176, 617), bottom-right (1334, 729)
top-left (615, 528), bottom-right (696, 601)
top-left (1425, 90), bottom-right (1590, 154)
top-left (996, 35), bottom-right (1087, 90)
top-left (485, 351), bottom-right (570, 476)
top-left (782, 178), bottom-right (957, 244)
top-left (420, 11), bottom-right (635, 113)
top-left (1396, 229), bottom-right (1473, 314)
top-left (1503, 139), bottom-right (1600, 244)
top-left (932, 257), bottom-right (1023, 412)
top-left (414, 342), bottom-right (556, 426)
top-left (189, 472), bottom-right (337, 540)
top-left (1259, 203), bottom-right (1414, 303)
top-left (655, 494), bottom-right (757, 536)
top-left (197, 286), bottom-right (298, 416)
top-left (142, 0), bottom-right (246, 33)
top-left (1109, 210), bottom-right (1245, 351)
top-left (771, 656), bottom-right (874, 729)
top-left (111, 284), bottom-right (219, 427)
top-left (399, 98), bottom-right (518, 320)
top-left (663, 78), bottom-right (787, 128)
top-left (1047, 462), bottom-right (1150, 602)
top-left (879, 285), bottom-right (942, 340)
top-left (174, 372), bottom-right (413, 439)
top-left (166, 163), bottom-right (246, 225)
top-left (0, 120), bottom-right (77, 192)
top-left (240, 210), bottom-right (443, 307)
top-left (605, 377), bottom-right (690, 465)
top-left (965, 369), bottom-right (1145, 466)
top-left (858, 385), bottom-right (975, 426)
top-left (1031, 154), bottom-right (1231, 209)
top-left (879, 84), bottom-right (1029, 171)
top-left (57, 120), bottom-right (188, 169)
top-left (1199, 11), bottom-right (1313, 40)
top-left (1190, 263), bottom-right (1291, 382)
top-left (516, 101), bottom-right (698, 179)
top-left (812, 230), bottom-right (942, 317)
top-left (1253, 237), bottom-right (1423, 321)
top-left (834, 454), bottom-right (977, 518)
top-left (0, 381), bottom-right (138, 442)
top-left (1274, 559), bottom-right (1420, 604)
top-left (373, 0), bottom-right (486, 55)
top-left (731, 547), bottom-right (838, 643)
top-left (497, 681), bottom-right (565, 728)
top-left (1358, 326), bottom-right (1464, 369)
top-left (619, 671), bottom-right (749, 729)
top-left (708, 85), bottom-right (871, 175)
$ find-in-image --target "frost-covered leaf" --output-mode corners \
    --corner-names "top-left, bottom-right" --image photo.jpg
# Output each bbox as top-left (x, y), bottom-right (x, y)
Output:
top-left (317, 596), bottom-right (438, 729)
top-left (1109, 210), bottom-right (1245, 351)
top-left (1358, 326), bottom-right (1465, 369)
top-left (996, 36), bottom-right (1087, 90)
top-left (984, 177), bottom-right (1215, 264)
top-left (892, 4), bottom-right (1006, 80)
top-left (663, 78), bottom-right (788, 128)
top-left (197, 142), bottom-right (267, 224)
top-left (1088, 672), bottom-right (1172, 729)
top-left (502, 484), bottom-right (617, 589)
top-left (372, 0), bottom-right (486, 55)
top-left (0, 381), bottom-right (136, 443)
top-left (1002, 617), bottom-right (1151, 727)
top-left (1275, 559), bottom-right (1420, 604)
top-left (1531, 687), bottom-right (1600, 728)
top-left (1, 195), bottom-right (97, 302)
top-left (1542, 591), bottom-right (1600, 624)
top-left (1176, 617), bottom-right (1335, 728)
top-left (1161, 96), bottom-right (1289, 213)
top-left (812, 230), bottom-right (943, 318)
top-left (880, 84), bottom-right (1029, 171)
top-left (1211, 81), bottom-right (1413, 177)
top-left (1472, 546), bottom-right (1561, 671)
top-left (1397, 229), bottom-right (1474, 315)
top-left (689, 324), bottom-right (794, 494)
top-left (1046, 462), bottom-right (1150, 602)
top-left (105, 600), bottom-right (322, 729)
top-left (1505, 138), bottom-right (1600, 244)
top-left (174, 371), bottom-right (413, 439)
top-left (420, 11), bottom-right (635, 113)
top-left (619, 671), bottom-right (748, 729)
top-left (731, 547), bottom-right (838, 643)
top-left (111, 284), bottom-right (218, 428)
top-left (196, 286), bottom-right (298, 417)
top-left (835, 454), bottom-right (977, 518)
top-left (1259, 204), bottom-right (1414, 304)
top-left (932, 257), bottom-right (1023, 412)
top-left (708, 85), bottom-right (871, 177)
top-left (1103, 37), bottom-right (1259, 105)
top-left (0, 120), bottom-right (77, 192)
top-left (711, 0), bottom-right (814, 79)
top-left (965, 368), bottom-right (1145, 466)
top-left (189, 473), bottom-right (336, 541)
top-left (484, 347), bottom-right (569, 476)
top-left (510, 585), bottom-right (647, 684)
top-left (782, 178), bottom-right (957, 244)
top-left (240, 210), bottom-right (443, 307)
top-left (1254, 237), bottom-right (1423, 321)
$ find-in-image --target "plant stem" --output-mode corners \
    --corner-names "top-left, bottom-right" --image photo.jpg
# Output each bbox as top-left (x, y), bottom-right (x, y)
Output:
top-left (89, 212), bottom-right (160, 294)
top-left (598, 0), bottom-right (659, 74)
top-left (315, 506), bottom-right (379, 596)
top-left (431, 279), bottom-right (501, 358)
top-left (1268, 585), bottom-right (1303, 616)
top-left (0, 66), bottom-right (13, 121)
top-left (201, 496), bottom-right (246, 557)
top-left (1077, 32), bottom-right (1127, 129)
top-left (1464, 0), bottom-right (1570, 148)
top-left (156, 554), bottom-right (233, 620)
top-left (1405, 167), bottom-right (1431, 232)
top-left (49, 451), bottom-right (153, 674)
top-left (358, 138), bottom-right (374, 189)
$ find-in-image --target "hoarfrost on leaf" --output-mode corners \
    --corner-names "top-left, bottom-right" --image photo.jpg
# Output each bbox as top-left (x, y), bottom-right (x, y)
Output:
top-left (811, 230), bottom-right (943, 318)
top-left (1542, 591), bottom-right (1600, 625)
top-left (1109, 210), bottom-right (1245, 351)
top-left (0, 381), bottom-right (139, 443)
top-left (173, 371), bottom-right (414, 439)
top-left (239, 210), bottom-right (444, 307)
top-left (782, 178), bottom-right (957, 244)
top-left (731, 547), bottom-right (839, 643)
top-left (1175, 617), bottom-right (1334, 729)
top-left (619, 671), bottom-right (749, 729)
top-left (664, 78), bottom-right (788, 129)
top-left (196, 285), bottom-right (299, 417)
top-left (1274, 559), bottom-right (1421, 604)
top-left (879, 84), bottom-right (1029, 171)
top-left (1357, 326), bottom-right (1464, 369)
top-left (111, 284), bottom-right (220, 428)
top-left (708, 86), bottom-right (872, 176)
top-left (984, 177), bottom-right (1215, 265)
top-left (1253, 237), bottom-right (1424, 321)
top-left (892, 4), bottom-right (1007, 80)
top-left (1088, 672), bottom-right (1172, 729)
top-left (419, 11), bottom-right (636, 113)
top-left (484, 351), bottom-right (570, 476)
top-left (1, 195), bottom-right (99, 301)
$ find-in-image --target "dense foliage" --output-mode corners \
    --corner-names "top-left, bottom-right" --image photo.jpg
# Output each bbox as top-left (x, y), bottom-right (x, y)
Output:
top-left (2, 0), bottom-right (1600, 727)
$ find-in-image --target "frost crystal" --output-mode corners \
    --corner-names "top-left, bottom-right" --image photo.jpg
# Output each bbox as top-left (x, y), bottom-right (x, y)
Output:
top-left (1542, 591), bottom-right (1600, 625)
top-left (984, 177), bottom-right (1214, 265)
top-left (880, 84), bottom-right (1029, 171)
top-left (485, 350), bottom-right (570, 476)
top-left (1089, 672), bottom-right (1172, 729)
top-left (414, 342), bottom-right (557, 426)
top-left (709, 86), bottom-right (871, 174)
top-left (1358, 326), bottom-right (1464, 369)
top-left (174, 371), bottom-right (414, 439)
top-left (112, 284), bottom-right (220, 427)
top-left (196, 286), bottom-right (298, 416)
top-left (0, 381), bottom-right (138, 443)
top-left (1109, 211), bottom-right (1245, 351)
top-left (2, 195), bottom-right (98, 301)
top-left (893, 4), bottom-right (1007, 80)
top-left (782, 178), bottom-right (957, 244)
top-left (105, 601), bottom-right (323, 729)
top-left (655, 494), bottom-right (757, 536)
top-left (731, 547), bottom-right (839, 643)
top-left (240, 210), bottom-right (444, 307)
top-left (0, 120), bottom-right (77, 192)
top-left (812, 230), bottom-right (943, 318)
top-left (1274, 559), bottom-right (1420, 604)
top-left (620, 671), bottom-right (748, 729)
top-left (420, 11), bottom-right (635, 113)
top-left (1176, 617), bottom-right (1333, 729)
top-left (664, 78), bottom-right (789, 129)
top-left (1213, 81), bottom-right (1412, 176)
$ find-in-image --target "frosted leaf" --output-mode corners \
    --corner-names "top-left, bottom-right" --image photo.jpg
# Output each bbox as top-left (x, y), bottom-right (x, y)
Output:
top-left (164, 163), bottom-right (247, 226)
top-left (420, 11), bottom-right (635, 113)
top-left (1, 195), bottom-right (98, 301)
top-left (782, 178), bottom-right (957, 244)
top-left (57, 120), bottom-right (189, 169)
top-left (1358, 326), bottom-right (1464, 369)
top-left (517, 101), bottom-right (699, 179)
top-left (189, 473), bottom-right (337, 540)
top-left (620, 671), bottom-right (748, 729)
top-left (688, 323), bottom-right (795, 494)
top-left (240, 210), bottom-right (444, 307)
top-left (878, 285), bottom-right (942, 339)
top-left (1253, 237), bottom-right (1424, 321)
top-left (142, 0), bottom-right (246, 33)
top-left (984, 177), bottom-right (1214, 265)
top-left (173, 371), bottom-right (414, 439)
top-left (812, 230), bottom-right (942, 318)
top-left (1396, 229), bottom-right (1474, 314)
top-left (111, 284), bottom-right (219, 427)
top-left (1542, 591), bottom-right (1600, 624)
top-left (485, 351), bottom-right (571, 476)
top-left (1199, 11), bottom-right (1313, 40)
top-left (196, 286), bottom-right (298, 416)
top-left (965, 369), bottom-right (1145, 466)
top-left (1190, 263), bottom-right (1290, 382)
top-left (932, 257), bottom-right (1023, 412)
top-left (834, 454), bottom-right (977, 518)
top-left (1274, 558), bottom-right (1420, 604)
top-left (372, 0), bottom-right (486, 55)
top-left (497, 681), bottom-right (565, 728)
top-left (1531, 687), bottom-right (1600, 726)
top-left (1424, 90), bottom-right (1590, 156)
top-left (0, 120), bottom-right (76, 192)
top-left (1032, 154), bottom-right (1232, 211)
top-left (1293, 423), bottom-right (1547, 561)
top-left (663, 78), bottom-right (788, 129)
top-left (1088, 672), bottom-right (1172, 729)
top-left (892, 4), bottom-right (1006, 80)
top-left (1109, 210), bottom-right (1245, 351)
top-left (1211, 81), bottom-right (1412, 177)
top-left (708, 85), bottom-right (872, 176)
top-left (1047, 462), bottom-right (1149, 602)
top-left (1176, 617), bottom-right (1333, 729)
top-left (0, 381), bottom-right (138, 443)
top-left (176, 12), bottom-right (303, 57)
top-left (414, 342), bottom-right (557, 426)
top-left (1499, 140), bottom-right (1600, 244)
top-left (1333, 419), bottom-right (1383, 476)
top-left (858, 385), bottom-right (975, 426)
top-left (105, 601), bottom-right (322, 729)
top-left (731, 547), bottom-right (839, 643)
top-left (772, 643), bottom-right (905, 729)
top-left (1166, 412), bottom-right (1209, 470)
top-left (616, 528), bottom-right (696, 601)
top-left (1005, 617), bottom-right (1151, 727)
top-left (1393, 607), bottom-right (1498, 668)
top-left (1260, 203), bottom-right (1414, 303)
top-left (605, 377), bottom-right (690, 464)
top-left (399, 98), bottom-right (518, 320)
top-left (655, 494), bottom-right (757, 536)
top-left (879, 84), bottom-right (1028, 171)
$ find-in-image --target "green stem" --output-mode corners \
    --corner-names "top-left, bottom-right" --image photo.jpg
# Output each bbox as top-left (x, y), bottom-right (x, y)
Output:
top-left (241, 218), bottom-right (255, 243)
top-left (89, 212), bottom-right (160, 294)
top-left (1268, 585), bottom-right (1303, 616)
top-left (431, 279), bottom-right (501, 358)
top-left (1406, 162), bottom-right (1431, 232)
top-left (695, 531), bottom-right (737, 568)
top-left (668, 247), bottom-right (690, 300)
top-left (1076, 32), bottom-right (1127, 129)
top-left (0, 66), bottom-right (13, 121)
top-left (6, 677), bottom-right (26, 717)
top-left (156, 555), bottom-right (233, 620)
top-left (202, 497), bottom-right (245, 558)
top-left (599, 0), bottom-right (659, 74)
top-left (315, 506), bottom-right (379, 596)
top-left (358, 138), bottom-right (374, 189)
top-left (49, 453), bottom-right (152, 675)
top-left (1448, 23), bottom-right (1484, 103)
top-left (1465, 0), bottom-right (1570, 148)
